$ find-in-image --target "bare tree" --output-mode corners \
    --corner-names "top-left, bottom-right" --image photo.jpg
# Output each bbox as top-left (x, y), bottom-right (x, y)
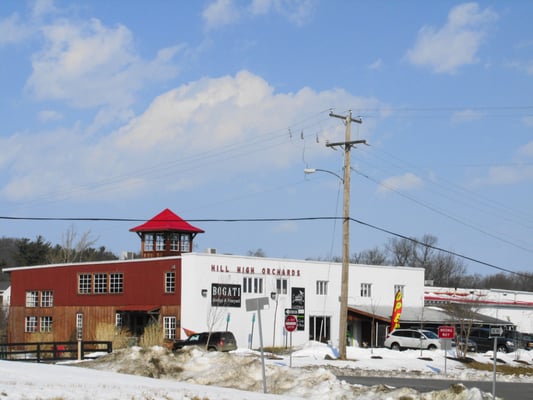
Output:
top-left (51, 226), bottom-right (99, 263)
top-left (351, 247), bottom-right (387, 265)
top-left (386, 237), bottom-right (416, 266)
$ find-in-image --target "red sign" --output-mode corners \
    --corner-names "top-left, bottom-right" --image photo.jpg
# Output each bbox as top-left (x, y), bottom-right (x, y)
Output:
top-left (285, 315), bottom-right (297, 332)
top-left (438, 325), bottom-right (455, 339)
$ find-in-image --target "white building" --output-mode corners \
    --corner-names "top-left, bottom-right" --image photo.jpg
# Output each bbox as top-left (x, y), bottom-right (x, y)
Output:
top-left (425, 287), bottom-right (533, 333)
top-left (180, 252), bottom-right (425, 349)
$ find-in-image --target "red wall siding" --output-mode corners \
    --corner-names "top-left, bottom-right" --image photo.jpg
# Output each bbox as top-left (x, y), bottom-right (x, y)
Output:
top-left (9, 257), bottom-right (182, 307)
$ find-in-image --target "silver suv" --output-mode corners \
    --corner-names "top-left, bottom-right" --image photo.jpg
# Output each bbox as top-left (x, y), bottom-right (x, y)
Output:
top-left (384, 329), bottom-right (441, 351)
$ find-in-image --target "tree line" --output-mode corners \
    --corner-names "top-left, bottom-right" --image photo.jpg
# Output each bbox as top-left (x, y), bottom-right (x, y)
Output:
top-left (0, 228), bottom-right (118, 281)
top-left (1, 232), bottom-right (532, 291)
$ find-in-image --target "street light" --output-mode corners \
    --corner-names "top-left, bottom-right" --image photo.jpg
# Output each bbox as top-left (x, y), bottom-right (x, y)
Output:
top-left (305, 110), bottom-right (364, 360)
top-left (304, 166), bottom-right (350, 360)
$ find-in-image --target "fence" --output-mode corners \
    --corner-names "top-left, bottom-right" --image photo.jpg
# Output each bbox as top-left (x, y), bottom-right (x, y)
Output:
top-left (0, 341), bottom-right (112, 362)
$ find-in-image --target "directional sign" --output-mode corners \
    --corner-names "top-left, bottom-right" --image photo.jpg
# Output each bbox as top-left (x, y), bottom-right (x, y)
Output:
top-left (490, 326), bottom-right (504, 337)
top-left (438, 325), bottom-right (455, 339)
top-left (285, 315), bottom-right (298, 332)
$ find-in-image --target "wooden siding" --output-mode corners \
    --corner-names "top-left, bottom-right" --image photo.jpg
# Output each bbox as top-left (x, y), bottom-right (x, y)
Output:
top-left (7, 258), bottom-right (183, 342)
top-left (9, 304), bottom-right (181, 343)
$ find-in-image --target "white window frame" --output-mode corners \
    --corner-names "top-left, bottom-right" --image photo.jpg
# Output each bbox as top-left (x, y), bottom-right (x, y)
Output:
top-left (78, 274), bottom-right (92, 294)
top-left (94, 273), bottom-right (108, 294)
top-left (25, 291), bottom-right (38, 307)
top-left (110, 273), bottom-right (124, 293)
top-left (156, 234), bottom-right (165, 251)
top-left (276, 278), bottom-right (288, 295)
top-left (25, 316), bottom-right (37, 333)
top-left (360, 283), bottom-right (372, 297)
top-left (316, 280), bottom-right (328, 295)
top-left (165, 271), bottom-right (176, 293)
top-left (40, 290), bottom-right (54, 307)
top-left (180, 233), bottom-right (191, 252)
top-left (163, 316), bottom-right (177, 339)
top-left (144, 233), bottom-right (154, 251)
top-left (40, 316), bottom-right (53, 333)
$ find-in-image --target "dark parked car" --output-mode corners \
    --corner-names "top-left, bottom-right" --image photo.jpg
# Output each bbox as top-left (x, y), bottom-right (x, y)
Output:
top-left (467, 328), bottom-right (515, 353)
top-left (173, 331), bottom-right (237, 352)
top-left (452, 337), bottom-right (478, 353)
top-left (504, 331), bottom-right (533, 351)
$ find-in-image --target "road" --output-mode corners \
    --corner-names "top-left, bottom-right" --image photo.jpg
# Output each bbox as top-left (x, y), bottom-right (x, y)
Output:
top-left (337, 375), bottom-right (533, 399)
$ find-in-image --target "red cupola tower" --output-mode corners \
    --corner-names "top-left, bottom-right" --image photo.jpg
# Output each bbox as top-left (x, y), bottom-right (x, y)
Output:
top-left (130, 208), bottom-right (204, 258)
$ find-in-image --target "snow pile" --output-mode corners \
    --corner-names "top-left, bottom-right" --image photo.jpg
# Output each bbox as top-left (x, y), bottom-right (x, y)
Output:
top-left (1, 342), bottom-right (531, 399)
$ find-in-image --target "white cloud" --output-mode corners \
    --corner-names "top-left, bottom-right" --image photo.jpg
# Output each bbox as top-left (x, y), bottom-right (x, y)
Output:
top-left (378, 173), bottom-right (423, 194)
top-left (368, 58), bottom-right (383, 70)
top-left (1, 70), bottom-right (382, 202)
top-left (38, 110), bottom-right (63, 122)
top-left (451, 108), bottom-right (484, 123)
top-left (405, 3), bottom-right (498, 74)
top-left (25, 18), bottom-right (180, 111)
top-left (480, 165), bottom-right (533, 185)
top-left (517, 141), bottom-right (533, 158)
top-left (203, 0), bottom-right (241, 30)
top-left (203, 0), bottom-right (316, 30)
top-left (0, 13), bottom-right (32, 45)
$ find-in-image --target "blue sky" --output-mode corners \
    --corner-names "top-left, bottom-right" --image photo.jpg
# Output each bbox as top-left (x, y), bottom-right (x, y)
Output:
top-left (1, 0), bottom-right (532, 276)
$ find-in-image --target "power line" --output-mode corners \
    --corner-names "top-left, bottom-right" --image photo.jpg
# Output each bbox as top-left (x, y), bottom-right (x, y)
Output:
top-left (1, 214), bottom-right (528, 278)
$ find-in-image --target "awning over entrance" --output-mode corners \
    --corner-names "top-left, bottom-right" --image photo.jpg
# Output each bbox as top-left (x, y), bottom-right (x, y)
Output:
top-left (117, 305), bottom-right (160, 313)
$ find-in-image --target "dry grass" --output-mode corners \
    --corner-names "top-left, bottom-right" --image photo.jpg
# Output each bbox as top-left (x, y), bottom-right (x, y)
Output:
top-left (95, 323), bottom-right (131, 350)
top-left (139, 322), bottom-right (163, 348)
top-left (459, 358), bottom-right (533, 376)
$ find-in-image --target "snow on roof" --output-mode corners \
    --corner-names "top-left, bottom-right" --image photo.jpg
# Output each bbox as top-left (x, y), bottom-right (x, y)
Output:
top-left (129, 208), bottom-right (204, 234)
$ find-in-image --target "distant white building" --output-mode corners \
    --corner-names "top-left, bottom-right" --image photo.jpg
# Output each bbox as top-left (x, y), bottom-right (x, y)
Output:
top-left (180, 252), bottom-right (425, 349)
top-left (424, 287), bottom-right (533, 333)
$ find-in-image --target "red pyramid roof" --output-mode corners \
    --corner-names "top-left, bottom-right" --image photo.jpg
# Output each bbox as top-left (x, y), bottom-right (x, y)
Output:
top-left (129, 208), bottom-right (204, 233)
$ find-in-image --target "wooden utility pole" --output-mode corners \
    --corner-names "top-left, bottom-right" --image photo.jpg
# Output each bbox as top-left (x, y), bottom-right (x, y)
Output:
top-left (327, 110), bottom-right (364, 360)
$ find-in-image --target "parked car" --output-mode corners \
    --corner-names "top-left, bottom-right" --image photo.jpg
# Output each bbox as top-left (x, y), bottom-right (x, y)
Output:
top-left (467, 328), bottom-right (515, 353)
top-left (504, 331), bottom-right (533, 351)
top-left (384, 329), bottom-right (441, 351)
top-left (173, 331), bottom-right (237, 352)
top-left (451, 337), bottom-right (478, 353)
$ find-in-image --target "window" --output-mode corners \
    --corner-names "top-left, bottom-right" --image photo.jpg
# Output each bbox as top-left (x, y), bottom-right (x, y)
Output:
top-left (76, 313), bottom-right (83, 340)
top-left (94, 273), bottom-right (108, 294)
top-left (110, 273), bottom-right (124, 293)
top-left (79, 274), bottom-right (92, 294)
top-left (144, 233), bottom-right (154, 251)
top-left (163, 316), bottom-right (177, 339)
top-left (165, 272), bottom-right (176, 293)
top-left (360, 283), bottom-right (372, 297)
top-left (156, 234), bottom-right (165, 251)
top-left (40, 316), bottom-right (53, 333)
top-left (115, 312), bottom-right (123, 329)
top-left (316, 281), bottom-right (328, 295)
top-left (243, 277), bottom-right (263, 294)
top-left (40, 290), bottom-right (54, 307)
top-left (276, 278), bottom-right (288, 295)
top-left (180, 233), bottom-right (191, 252)
top-left (25, 316), bottom-right (37, 333)
top-left (170, 234), bottom-right (179, 251)
top-left (309, 316), bottom-right (330, 342)
top-left (394, 285), bottom-right (405, 297)
top-left (25, 291), bottom-right (38, 307)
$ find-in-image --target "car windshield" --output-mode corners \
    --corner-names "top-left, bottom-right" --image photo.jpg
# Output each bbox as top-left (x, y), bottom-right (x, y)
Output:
top-left (422, 330), bottom-right (438, 339)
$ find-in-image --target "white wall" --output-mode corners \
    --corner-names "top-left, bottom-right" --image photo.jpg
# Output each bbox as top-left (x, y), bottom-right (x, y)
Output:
top-left (181, 253), bottom-right (425, 349)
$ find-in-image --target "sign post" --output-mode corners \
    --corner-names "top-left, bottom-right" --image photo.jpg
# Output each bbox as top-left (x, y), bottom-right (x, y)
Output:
top-left (438, 326), bottom-right (455, 375)
top-left (246, 297), bottom-right (269, 394)
top-left (489, 326), bottom-right (503, 399)
top-left (285, 315), bottom-right (297, 367)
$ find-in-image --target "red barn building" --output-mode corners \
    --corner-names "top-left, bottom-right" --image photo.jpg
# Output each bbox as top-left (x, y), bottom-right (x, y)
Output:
top-left (4, 209), bottom-right (203, 344)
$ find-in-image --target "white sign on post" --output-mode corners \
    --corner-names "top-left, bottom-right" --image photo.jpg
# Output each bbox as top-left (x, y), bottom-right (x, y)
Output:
top-left (245, 297), bottom-right (269, 394)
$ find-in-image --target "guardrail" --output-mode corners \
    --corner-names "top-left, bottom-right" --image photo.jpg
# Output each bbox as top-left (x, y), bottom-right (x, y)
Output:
top-left (0, 341), bottom-right (112, 362)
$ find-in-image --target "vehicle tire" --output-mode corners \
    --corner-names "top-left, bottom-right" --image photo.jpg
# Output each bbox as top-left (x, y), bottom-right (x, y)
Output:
top-left (391, 342), bottom-right (401, 351)
top-left (208, 346), bottom-right (216, 352)
top-left (496, 345), bottom-right (508, 353)
top-left (428, 344), bottom-right (437, 351)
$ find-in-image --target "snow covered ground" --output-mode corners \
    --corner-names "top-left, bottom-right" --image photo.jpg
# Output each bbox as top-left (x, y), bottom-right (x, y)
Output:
top-left (1, 342), bottom-right (532, 399)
